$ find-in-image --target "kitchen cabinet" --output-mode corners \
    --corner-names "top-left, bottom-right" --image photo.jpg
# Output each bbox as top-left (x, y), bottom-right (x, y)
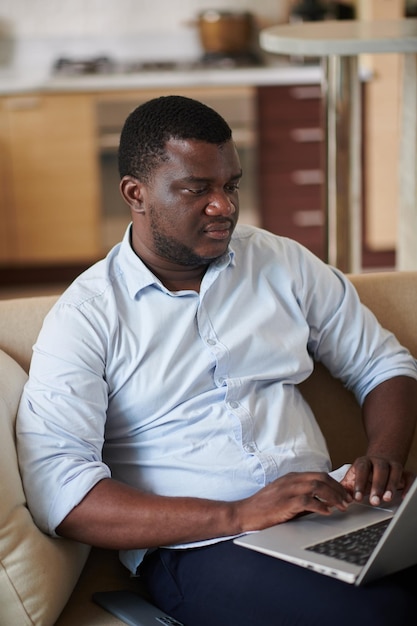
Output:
top-left (257, 84), bottom-right (325, 260)
top-left (256, 83), bottom-right (396, 269)
top-left (0, 93), bottom-right (101, 265)
top-left (0, 75), bottom-right (396, 276)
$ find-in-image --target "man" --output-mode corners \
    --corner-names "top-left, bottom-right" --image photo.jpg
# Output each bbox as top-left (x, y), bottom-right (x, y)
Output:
top-left (17, 96), bottom-right (417, 625)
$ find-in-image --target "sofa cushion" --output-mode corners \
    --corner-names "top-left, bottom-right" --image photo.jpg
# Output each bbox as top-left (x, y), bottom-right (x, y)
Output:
top-left (0, 349), bottom-right (90, 626)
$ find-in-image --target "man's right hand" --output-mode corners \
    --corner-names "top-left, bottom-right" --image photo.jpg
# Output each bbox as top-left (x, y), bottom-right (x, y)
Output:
top-left (232, 471), bottom-right (353, 533)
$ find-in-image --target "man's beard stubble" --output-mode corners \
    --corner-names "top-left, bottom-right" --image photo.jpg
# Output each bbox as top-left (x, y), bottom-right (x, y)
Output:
top-left (149, 208), bottom-right (227, 267)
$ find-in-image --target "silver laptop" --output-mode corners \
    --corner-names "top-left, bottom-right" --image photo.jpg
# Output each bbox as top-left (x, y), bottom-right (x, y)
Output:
top-left (234, 477), bottom-right (417, 585)
top-left (93, 590), bottom-right (184, 626)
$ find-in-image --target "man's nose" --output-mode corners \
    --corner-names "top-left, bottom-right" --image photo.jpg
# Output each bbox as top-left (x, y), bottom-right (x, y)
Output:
top-left (205, 192), bottom-right (236, 216)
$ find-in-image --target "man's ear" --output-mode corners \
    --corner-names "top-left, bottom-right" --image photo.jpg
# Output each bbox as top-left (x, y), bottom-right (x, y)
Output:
top-left (120, 176), bottom-right (146, 214)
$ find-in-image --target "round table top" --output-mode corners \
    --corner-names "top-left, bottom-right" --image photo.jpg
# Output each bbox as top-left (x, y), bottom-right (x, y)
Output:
top-left (260, 19), bottom-right (417, 57)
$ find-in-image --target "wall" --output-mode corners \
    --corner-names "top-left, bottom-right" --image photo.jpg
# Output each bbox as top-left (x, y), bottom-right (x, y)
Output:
top-left (0, 0), bottom-right (292, 71)
top-left (356, 0), bottom-right (405, 252)
top-left (1, 0), bottom-right (290, 38)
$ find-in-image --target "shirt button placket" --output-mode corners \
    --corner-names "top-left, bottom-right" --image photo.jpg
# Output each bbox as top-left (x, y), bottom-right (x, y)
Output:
top-left (243, 442), bottom-right (256, 454)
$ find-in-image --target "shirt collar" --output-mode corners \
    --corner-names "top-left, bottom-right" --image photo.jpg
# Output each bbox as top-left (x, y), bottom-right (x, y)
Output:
top-left (117, 223), bottom-right (235, 299)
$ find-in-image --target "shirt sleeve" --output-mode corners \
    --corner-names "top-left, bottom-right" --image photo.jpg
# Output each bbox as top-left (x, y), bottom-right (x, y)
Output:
top-left (16, 301), bottom-right (112, 536)
top-left (298, 249), bottom-right (417, 404)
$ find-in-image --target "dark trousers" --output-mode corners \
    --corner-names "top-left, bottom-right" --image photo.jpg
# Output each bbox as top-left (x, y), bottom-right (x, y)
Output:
top-left (139, 539), bottom-right (417, 626)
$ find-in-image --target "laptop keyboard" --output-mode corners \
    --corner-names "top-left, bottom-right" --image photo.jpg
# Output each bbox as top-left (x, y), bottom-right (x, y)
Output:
top-left (306, 518), bottom-right (391, 566)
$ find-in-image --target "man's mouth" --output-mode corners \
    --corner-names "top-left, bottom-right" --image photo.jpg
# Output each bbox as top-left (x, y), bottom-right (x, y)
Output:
top-left (204, 221), bottom-right (234, 240)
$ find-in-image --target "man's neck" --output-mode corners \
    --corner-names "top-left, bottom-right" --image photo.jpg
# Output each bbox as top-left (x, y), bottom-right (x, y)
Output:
top-left (153, 265), bottom-right (208, 293)
top-left (137, 253), bottom-right (209, 293)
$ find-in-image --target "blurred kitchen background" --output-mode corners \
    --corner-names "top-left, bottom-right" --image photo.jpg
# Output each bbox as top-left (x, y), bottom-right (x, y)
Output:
top-left (0, 0), bottom-right (415, 296)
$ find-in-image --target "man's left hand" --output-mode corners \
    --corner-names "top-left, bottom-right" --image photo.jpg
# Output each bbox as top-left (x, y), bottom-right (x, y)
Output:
top-left (341, 456), bottom-right (415, 505)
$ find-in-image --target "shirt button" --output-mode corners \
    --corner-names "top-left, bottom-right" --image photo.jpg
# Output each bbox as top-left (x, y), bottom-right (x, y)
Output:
top-left (207, 338), bottom-right (216, 346)
top-left (244, 443), bottom-right (256, 454)
top-left (228, 401), bottom-right (239, 410)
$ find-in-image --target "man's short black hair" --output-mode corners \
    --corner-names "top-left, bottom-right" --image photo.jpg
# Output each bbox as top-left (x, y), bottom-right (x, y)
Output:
top-left (118, 95), bottom-right (233, 181)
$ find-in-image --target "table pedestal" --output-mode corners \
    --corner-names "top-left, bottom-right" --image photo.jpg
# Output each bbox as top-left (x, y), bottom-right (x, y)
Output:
top-left (398, 53), bottom-right (417, 270)
top-left (322, 55), bottom-right (361, 272)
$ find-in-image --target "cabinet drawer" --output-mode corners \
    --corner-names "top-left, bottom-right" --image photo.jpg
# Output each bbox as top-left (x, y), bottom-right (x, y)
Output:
top-left (265, 187), bottom-right (323, 214)
top-left (259, 142), bottom-right (322, 172)
top-left (261, 171), bottom-right (324, 195)
top-left (257, 85), bottom-right (322, 124)
top-left (262, 213), bottom-right (324, 258)
top-left (260, 182), bottom-right (324, 254)
top-left (259, 125), bottom-right (323, 147)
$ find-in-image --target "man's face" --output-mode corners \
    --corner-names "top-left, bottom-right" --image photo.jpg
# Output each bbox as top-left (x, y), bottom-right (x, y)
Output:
top-left (125, 138), bottom-right (241, 268)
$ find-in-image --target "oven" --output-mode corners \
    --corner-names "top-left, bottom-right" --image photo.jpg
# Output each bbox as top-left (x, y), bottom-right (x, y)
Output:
top-left (95, 86), bottom-right (260, 251)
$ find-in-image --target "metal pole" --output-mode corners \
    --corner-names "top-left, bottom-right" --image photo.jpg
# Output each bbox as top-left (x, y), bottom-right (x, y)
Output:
top-left (397, 53), bottom-right (417, 270)
top-left (322, 55), bottom-right (362, 273)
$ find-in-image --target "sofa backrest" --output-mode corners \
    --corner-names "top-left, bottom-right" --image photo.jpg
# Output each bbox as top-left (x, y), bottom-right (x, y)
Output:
top-left (0, 294), bottom-right (59, 373)
top-left (0, 270), bottom-right (416, 472)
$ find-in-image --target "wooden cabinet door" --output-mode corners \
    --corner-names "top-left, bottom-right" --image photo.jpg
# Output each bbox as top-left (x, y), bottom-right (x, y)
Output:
top-left (1, 93), bottom-right (101, 264)
top-left (0, 100), bottom-right (14, 262)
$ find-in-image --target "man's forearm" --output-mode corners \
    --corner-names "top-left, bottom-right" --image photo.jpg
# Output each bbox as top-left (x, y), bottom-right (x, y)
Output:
top-left (56, 470), bottom-right (353, 550)
top-left (362, 376), bottom-right (417, 463)
top-left (56, 477), bottom-right (237, 549)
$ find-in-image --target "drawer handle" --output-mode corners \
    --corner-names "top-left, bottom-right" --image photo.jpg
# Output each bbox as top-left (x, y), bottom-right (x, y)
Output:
top-left (293, 210), bottom-right (324, 227)
top-left (290, 127), bottom-right (323, 143)
top-left (289, 86), bottom-right (322, 100)
top-left (292, 170), bottom-right (323, 185)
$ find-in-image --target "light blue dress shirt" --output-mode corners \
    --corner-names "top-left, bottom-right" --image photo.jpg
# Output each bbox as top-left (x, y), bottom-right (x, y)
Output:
top-left (16, 224), bottom-right (417, 573)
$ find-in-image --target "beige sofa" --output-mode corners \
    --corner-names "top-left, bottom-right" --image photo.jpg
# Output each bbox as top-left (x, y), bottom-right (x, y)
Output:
top-left (1, 271), bottom-right (417, 625)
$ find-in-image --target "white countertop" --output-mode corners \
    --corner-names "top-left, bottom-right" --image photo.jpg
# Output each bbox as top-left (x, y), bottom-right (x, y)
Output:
top-left (261, 18), bottom-right (417, 57)
top-left (0, 60), bottom-right (323, 96)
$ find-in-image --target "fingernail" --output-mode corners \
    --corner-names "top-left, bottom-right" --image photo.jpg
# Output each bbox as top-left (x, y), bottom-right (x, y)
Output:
top-left (370, 494), bottom-right (380, 505)
top-left (383, 490), bottom-right (393, 501)
top-left (354, 491), bottom-right (362, 501)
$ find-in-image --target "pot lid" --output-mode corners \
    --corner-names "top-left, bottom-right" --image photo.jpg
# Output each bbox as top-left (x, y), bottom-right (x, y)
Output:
top-left (198, 10), bottom-right (252, 21)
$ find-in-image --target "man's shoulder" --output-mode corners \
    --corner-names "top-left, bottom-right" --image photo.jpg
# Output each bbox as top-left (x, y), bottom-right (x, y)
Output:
top-left (57, 248), bottom-right (123, 311)
top-left (232, 224), bottom-right (276, 247)
top-left (232, 223), bottom-right (267, 240)
top-left (231, 224), bottom-right (304, 257)
top-left (230, 225), bottom-right (336, 285)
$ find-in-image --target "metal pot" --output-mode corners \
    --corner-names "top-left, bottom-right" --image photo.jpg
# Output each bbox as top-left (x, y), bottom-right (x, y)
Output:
top-left (197, 10), bottom-right (254, 54)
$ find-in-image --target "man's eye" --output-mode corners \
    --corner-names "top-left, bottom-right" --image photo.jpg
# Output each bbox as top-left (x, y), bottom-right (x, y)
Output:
top-left (185, 187), bottom-right (206, 195)
top-left (226, 183), bottom-right (240, 192)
